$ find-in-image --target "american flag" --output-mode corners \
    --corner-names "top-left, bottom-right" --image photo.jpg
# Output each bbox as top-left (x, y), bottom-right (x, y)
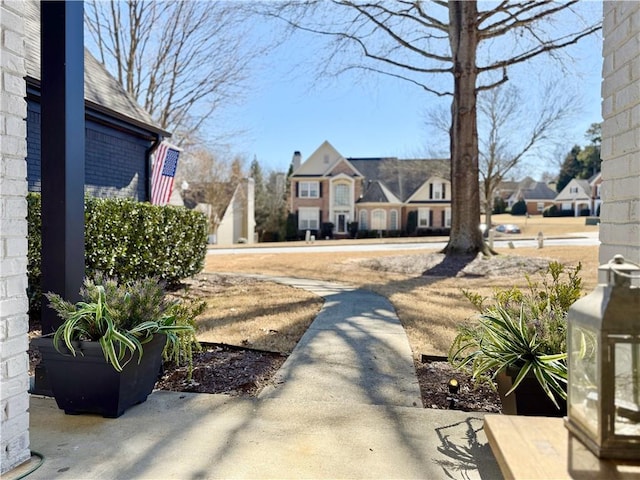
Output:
top-left (150, 141), bottom-right (181, 205)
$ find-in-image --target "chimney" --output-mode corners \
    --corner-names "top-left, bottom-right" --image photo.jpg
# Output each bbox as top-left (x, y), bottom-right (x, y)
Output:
top-left (292, 151), bottom-right (301, 171)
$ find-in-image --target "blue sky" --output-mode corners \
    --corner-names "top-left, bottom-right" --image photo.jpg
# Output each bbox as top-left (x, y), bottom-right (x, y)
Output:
top-left (226, 3), bottom-right (603, 181)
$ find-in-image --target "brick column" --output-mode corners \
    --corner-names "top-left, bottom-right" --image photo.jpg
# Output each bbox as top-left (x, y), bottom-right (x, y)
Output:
top-left (0, 0), bottom-right (31, 474)
top-left (600, 2), bottom-right (640, 264)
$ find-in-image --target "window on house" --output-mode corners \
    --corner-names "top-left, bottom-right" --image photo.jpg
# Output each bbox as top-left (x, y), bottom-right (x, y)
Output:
top-left (359, 210), bottom-right (368, 230)
top-left (334, 184), bottom-right (350, 206)
top-left (298, 208), bottom-right (319, 230)
top-left (569, 186), bottom-right (579, 194)
top-left (444, 208), bottom-right (451, 227)
top-left (537, 202), bottom-right (545, 212)
top-left (596, 184), bottom-right (601, 197)
top-left (389, 210), bottom-right (398, 230)
top-left (431, 182), bottom-right (446, 200)
top-left (371, 209), bottom-right (386, 230)
top-left (418, 208), bottom-right (430, 227)
top-left (299, 181), bottom-right (319, 198)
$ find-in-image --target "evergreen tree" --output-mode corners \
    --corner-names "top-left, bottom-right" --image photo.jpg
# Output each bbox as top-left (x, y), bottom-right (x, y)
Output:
top-left (250, 157), bottom-right (269, 240)
top-left (556, 145), bottom-right (582, 192)
top-left (578, 122), bottom-right (601, 178)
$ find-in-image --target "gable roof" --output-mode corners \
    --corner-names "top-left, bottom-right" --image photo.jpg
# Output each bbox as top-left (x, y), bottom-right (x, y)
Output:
top-left (359, 180), bottom-right (402, 204)
top-left (292, 140), bottom-right (347, 176)
top-left (349, 157), bottom-right (450, 202)
top-left (512, 181), bottom-right (557, 201)
top-left (555, 178), bottom-right (593, 201)
top-left (24, 0), bottom-right (168, 137)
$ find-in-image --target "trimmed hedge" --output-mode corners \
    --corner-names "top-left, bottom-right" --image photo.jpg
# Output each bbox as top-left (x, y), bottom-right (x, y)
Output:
top-left (28, 193), bottom-right (208, 316)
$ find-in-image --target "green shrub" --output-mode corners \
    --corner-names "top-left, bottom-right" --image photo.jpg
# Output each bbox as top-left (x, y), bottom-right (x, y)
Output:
top-left (285, 212), bottom-right (298, 240)
top-left (510, 200), bottom-right (528, 216)
top-left (542, 204), bottom-right (559, 217)
top-left (84, 197), bottom-right (208, 283)
top-left (406, 210), bottom-right (417, 234)
top-left (27, 193), bottom-right (208, 317)
top-left (493, 197), bottom-right (507, 214)
top-left (27, 193), bottom-right (43, 315)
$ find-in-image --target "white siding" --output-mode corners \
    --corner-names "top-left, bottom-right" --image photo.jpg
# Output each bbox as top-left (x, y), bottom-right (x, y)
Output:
top-left (1, 1), bottom-right (30, 473)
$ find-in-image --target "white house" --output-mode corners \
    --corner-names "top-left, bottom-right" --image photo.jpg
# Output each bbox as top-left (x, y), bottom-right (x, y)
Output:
top-left (555, 173), bottom-right (602, 216)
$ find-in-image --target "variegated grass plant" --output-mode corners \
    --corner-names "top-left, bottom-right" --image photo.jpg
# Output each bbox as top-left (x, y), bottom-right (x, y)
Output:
top-left (448, 261), bottom-right (583, 409)
top-left (45, 275), bottom-right (204, 373)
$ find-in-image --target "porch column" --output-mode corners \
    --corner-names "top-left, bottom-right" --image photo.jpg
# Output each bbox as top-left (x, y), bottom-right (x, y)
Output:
top-left (40, 1), bottom-right (85, 333)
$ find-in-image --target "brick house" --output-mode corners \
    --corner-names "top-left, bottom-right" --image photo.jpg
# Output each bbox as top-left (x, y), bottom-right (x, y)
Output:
top-left (289, 141), bottom-right (450, 238)
top-left (506, 180), bottom-right (558, 215)
top-left (24, 1), bottom-right (168, 201)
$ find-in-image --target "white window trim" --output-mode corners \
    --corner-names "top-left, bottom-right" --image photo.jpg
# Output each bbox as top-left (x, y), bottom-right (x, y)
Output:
top-left (431, 183), bottom-right (444, 200)
top-left (298, 207), bottom-right (319, 230)
top-left (418, 208), bottom-right (430, 227)
top-left (333, 182), bottom-right (350, 207)
top-left (444, 208), bottom-right (451, 227)
top-left (371, 209), bottom-right (386, 230)
top-left (389, 209), bottom-right (399, 230)
top-left (359, 209), bottom-right (368, 230)
top-left (300, 181), bottom-right (319, 199)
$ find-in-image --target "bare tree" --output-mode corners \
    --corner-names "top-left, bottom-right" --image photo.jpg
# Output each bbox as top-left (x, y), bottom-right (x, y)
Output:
top-left (479, 83), bottom-right (578, 229)
top-left (429, 81), bottom-right (579, 231)
top-left (85, 0), bottom-right (265, 147)
top-left (178, 149), bottom-right (247, 236)
top-left (260, 1), bottom-right (601, 257)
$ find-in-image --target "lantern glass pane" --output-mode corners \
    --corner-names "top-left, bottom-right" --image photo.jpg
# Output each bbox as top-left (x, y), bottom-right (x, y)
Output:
top-left (569, 324), bottom-right (599, 435)
top-left (613, 338), bottom-right (640, 437)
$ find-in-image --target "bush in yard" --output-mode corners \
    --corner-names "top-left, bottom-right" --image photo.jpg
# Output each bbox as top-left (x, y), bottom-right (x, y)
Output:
top-left (543, 204), bottom-right (559, 217)
top-left (406, 210), bottom-right (418, 235)
top-left (493, 197), bottom-right (507, 214)
top-left (510, 200), bottom-right (528, 216)
top-left (27, 193), bottom-right (42, 316)
top-left (84, 197), bottom-right (208, 283)
top-left (27, 193), bottom-right (208, 318)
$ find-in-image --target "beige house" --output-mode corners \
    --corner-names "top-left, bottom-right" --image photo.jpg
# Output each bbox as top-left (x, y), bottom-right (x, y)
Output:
top-left (289, 141), bottom-right (450, 238)
top-left (179, 179), bottom-right (255, 245)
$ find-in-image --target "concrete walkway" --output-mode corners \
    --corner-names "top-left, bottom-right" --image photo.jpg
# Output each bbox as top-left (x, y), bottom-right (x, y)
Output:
top-left (18, 277), bottom-right (502, 480)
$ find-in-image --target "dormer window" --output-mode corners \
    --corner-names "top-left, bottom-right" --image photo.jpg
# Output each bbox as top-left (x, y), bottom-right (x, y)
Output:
top-left (430, 182), bottom-right (446, 200)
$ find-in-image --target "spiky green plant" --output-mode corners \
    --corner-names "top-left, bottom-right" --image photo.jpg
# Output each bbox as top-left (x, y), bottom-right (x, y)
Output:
top-left (450, 261), bottom-right (583, 409)
top-left (449, 306), bottom-right (567, 408)
top-left (45, 275), bottom-right (202, 373)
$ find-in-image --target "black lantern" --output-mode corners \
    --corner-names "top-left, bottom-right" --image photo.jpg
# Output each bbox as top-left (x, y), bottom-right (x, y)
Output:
top-left (565, 255), bottom-right (640, 459)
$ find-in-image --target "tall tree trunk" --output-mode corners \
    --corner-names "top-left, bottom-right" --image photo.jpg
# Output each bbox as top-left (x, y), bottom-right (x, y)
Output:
top-left (444, 0), bottom-right (490, 256)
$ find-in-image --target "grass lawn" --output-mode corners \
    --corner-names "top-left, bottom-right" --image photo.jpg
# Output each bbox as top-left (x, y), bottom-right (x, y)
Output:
top-left (198, 214), bottom-right (600, 360)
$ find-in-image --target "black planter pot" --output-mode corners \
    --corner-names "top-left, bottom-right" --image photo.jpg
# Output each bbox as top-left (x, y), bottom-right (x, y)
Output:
top-left (32, 334), bottom-right (166, 418)
top-left (496, 366), bottom-right (567, 417)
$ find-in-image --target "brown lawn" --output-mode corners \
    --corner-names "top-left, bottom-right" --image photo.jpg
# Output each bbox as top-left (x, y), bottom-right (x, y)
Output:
top-left (197, 214), bottom-right (600, 360)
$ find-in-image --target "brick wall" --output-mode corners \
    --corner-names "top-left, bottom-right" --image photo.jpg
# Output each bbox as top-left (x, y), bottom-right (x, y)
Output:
top-left (0, 0), bottom-right (31, 473)
top-left (27, 101), bottom-right (150, 200)
top-left (600, 1), bottom-right (640, 264)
